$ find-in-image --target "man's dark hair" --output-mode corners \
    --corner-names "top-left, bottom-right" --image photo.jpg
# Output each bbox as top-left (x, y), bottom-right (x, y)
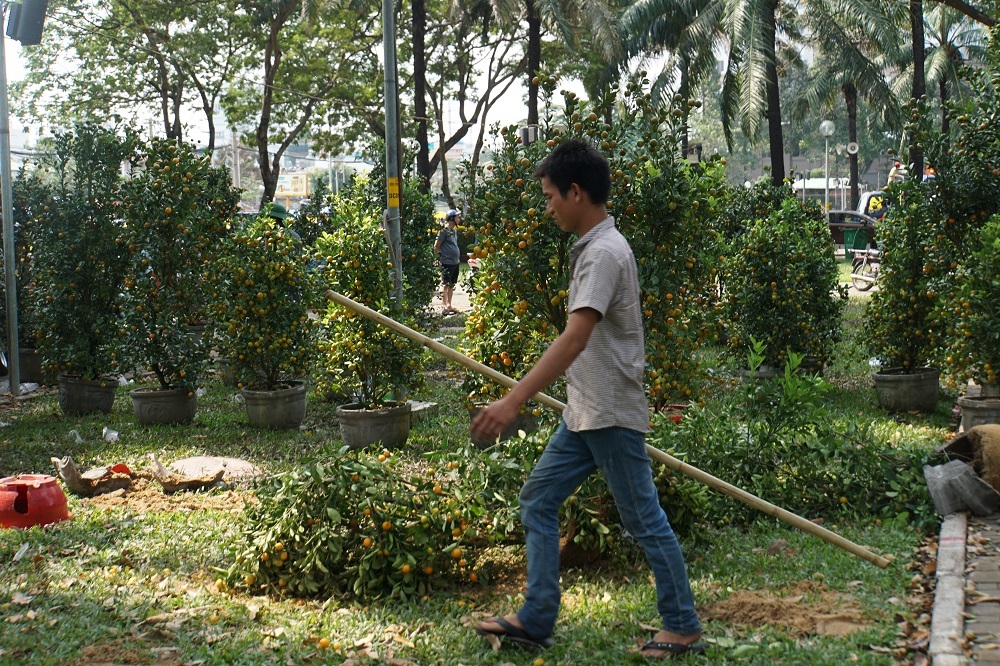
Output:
top-left (533, 138), bottom-right (610, 205)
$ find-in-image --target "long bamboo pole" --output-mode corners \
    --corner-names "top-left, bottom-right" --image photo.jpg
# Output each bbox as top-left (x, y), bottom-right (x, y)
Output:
top-left (326, 290), bottom-right (891, 569)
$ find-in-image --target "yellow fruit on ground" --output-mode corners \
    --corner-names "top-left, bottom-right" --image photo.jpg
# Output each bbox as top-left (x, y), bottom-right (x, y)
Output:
top-left (318, 637), bottom-right (331, 649)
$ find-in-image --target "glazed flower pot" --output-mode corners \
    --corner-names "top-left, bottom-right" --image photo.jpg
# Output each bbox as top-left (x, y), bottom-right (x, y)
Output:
top-left (0, 475), bottom-right (69, 529)
top-left (57, 374), bottom-right (117, 416)
top-left (337, 401), bottom-right (411, 450)
top-left (873, 367), bottom-right (940, 413)
top-left (240, 380), bottom-right (307, 430)
top-left (130, 387), bottom-right (197, 425)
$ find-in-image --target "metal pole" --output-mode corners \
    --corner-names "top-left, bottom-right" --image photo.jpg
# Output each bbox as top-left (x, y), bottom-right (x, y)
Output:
top-left (231, 129), bottom-right (240, 190)
top-left (0, 9), bottom-right (20, 397)
top-left (328, 154), bottom-right (333, 193)
top-left (382, 0), bottom-right (402, 308)
top-left (824, 137), bottom-right (830, 213)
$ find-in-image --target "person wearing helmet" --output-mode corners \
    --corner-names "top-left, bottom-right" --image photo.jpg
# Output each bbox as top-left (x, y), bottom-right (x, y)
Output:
top-left (435, 210), bottom-right (462, 314)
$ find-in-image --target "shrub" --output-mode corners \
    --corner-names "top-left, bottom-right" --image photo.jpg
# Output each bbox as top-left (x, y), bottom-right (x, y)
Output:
top-left (32, 124), bottom-right (140, 380)
top-left (212, 214), bottom-right (320, 390)
top-left (315, 195), bottom-right (426, 407)
top-left (661, 341), bottom-right (939, 529)
top-left (0, 168), bottom-right (51, 349)
top-left (224, 448), bottom-right (488, 599)
top-left (358, 142), bottom-right (439, 314)
top-left (460, 75), bottom-right (725, 410)
top-left (865, 180), bottom-right (943, 372)
top-left (722, 195), bottom-right (847, 367)
top-left (119, 139), bottom-right (240, 390)
top-left (940, 214), bottom-right (1000, 387)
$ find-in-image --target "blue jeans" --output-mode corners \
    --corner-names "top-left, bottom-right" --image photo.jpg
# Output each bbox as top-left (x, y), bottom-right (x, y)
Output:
top-left (516, 422), bottom-right (701, 639)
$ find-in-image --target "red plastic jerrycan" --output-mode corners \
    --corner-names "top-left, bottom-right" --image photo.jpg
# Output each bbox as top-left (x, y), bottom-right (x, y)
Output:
top-left (0, 475), bottom-right (70, 529)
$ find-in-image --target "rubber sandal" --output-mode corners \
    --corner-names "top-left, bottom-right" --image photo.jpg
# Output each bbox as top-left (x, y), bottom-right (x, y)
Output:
top-left (635, 638), bottom-right (707, 658)
top-left (475, 616), bottom-right (554, 649)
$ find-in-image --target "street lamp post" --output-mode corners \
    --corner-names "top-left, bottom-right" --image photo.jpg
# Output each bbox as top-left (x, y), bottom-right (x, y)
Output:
top-left (819, 120), bottom-right (835, 214)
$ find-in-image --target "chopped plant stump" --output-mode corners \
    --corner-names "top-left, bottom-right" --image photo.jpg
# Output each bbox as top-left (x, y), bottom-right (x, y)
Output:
top-left (704, 582), bottom-right (870, 637)
top-left (51, 455), bottom-right (131, 497)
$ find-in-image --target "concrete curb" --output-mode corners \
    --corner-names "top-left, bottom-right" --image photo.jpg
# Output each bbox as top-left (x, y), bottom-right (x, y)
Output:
top-left (930, 512), bottom-right (968, 665)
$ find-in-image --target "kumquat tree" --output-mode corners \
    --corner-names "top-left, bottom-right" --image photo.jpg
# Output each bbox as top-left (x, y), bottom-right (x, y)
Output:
top-left (460, 74), bottom-right (726, 411)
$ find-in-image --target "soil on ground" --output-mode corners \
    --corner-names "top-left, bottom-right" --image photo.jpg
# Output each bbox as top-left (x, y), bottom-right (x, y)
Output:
top-left (703, 581), bottom-right (870, 636)
top-left (81, 475), bottom-right (248, 514)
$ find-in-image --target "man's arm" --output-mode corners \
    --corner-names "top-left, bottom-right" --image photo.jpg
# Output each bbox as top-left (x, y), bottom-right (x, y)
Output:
top-left (470, 307), bottom-right (600, 440)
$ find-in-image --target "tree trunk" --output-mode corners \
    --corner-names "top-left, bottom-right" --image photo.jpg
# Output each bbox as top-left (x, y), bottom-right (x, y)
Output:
top-left (258, 21), bottom-right (283, 204)
top-left (412, 0), bottom-right (430, 192)
top-left (940, 77), bottom-right (950, 137)
top-left (764, 0), bottom-right (785, 186)
top-left (909, 0), bottom-right (926, 179)
top-left (679, 60), bottom-right (690, 157)
top-left (844, 83), bottom-right (859, 210)
top-left (526, 0), bottom-right (541, 126)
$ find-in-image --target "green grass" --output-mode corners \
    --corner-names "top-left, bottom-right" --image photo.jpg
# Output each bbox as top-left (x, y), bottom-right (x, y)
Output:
top-left (0, 294), bottom-right (947, 665)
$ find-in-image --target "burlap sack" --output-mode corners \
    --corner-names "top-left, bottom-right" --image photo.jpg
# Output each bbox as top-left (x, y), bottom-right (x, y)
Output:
top-left (969, 425), bottom-right (1000, 491)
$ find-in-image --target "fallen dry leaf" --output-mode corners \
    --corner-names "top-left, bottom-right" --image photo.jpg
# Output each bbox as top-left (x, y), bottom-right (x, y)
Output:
top-left (11, 592), bottom-right (32, 605)
top-left (484, 632), bottom-right (501, 651)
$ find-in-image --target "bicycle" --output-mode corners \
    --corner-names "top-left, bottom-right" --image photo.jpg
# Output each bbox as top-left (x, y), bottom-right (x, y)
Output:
top-left (850, 248), bottom-right (881, 291)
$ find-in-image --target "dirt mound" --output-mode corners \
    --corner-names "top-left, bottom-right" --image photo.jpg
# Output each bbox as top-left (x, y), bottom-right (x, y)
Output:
top-left (704, 583), bottom-right (870, 636)
top-left (71, 637), bottom-right (181, 665)
top-left (82, 475), bottom-right (248, 514)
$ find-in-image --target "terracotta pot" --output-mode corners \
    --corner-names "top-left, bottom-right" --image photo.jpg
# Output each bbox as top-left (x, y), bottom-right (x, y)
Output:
top-left (873, 367), bottom-right (940, 413)
top-left (0, 475), bottom-right (69, 529)
top-left (18, 348), bottom-right (48, 384)
top-left (130, 387), bottom-right (197, 425)
top-left (958, 395), bottom-right (1000, 431)
top-left (241, 380), bottom-right (307, 429)
top-left (57, 374), bottom-right (117, 415)
top-left (337, 401), bottom-right (411, 450)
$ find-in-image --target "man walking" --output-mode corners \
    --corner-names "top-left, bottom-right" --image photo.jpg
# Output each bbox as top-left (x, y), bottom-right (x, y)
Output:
top-left (471, 139), bottom-right (704, 658)
top-left (434, 209), bottom-right (462, 314)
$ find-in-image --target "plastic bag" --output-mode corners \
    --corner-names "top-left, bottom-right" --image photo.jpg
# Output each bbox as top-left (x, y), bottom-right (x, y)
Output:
top-left (924, 460), bottom-right (1000, 516)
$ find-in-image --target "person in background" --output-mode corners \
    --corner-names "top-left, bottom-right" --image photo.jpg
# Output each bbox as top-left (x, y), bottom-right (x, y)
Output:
top-left (268, 202), bottom-right (302, 246)
top-left (923, 164), bottom-right (937, 182)
top-left (471, 139), bottom-right (705, 659)
top-left (435, 209), bottom-right (461, 315)
top-left (887, 161), bottom-right (907, 185)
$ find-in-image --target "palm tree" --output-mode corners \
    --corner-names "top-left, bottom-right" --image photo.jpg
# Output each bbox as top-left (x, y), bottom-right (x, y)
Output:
top-left (717, 0), bottom-right (807, 186)
top-left (924, 4), bottom-right (987, 135)
top-left (794, 0), bottom-right (905, 207)
top-left (523, 0), bottom-right (621, 125)
top-left (619, 0), bottom-right (724, 153)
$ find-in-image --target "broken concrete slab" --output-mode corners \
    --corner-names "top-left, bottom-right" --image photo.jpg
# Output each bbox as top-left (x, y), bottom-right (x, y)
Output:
top-left (408, 400), bottom-right (439, 425)
top-left (167, 455), bottom-right (262, 480)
